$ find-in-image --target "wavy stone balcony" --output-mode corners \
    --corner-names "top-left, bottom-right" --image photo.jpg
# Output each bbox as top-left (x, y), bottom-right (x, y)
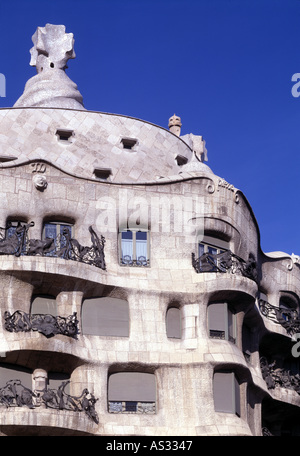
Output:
top-left (0, 378), bottom-right (99, 424)
top-left (4, 310), bottom-right (79, 339)
top-left (258, 298), bottom-right (300, 336)
top-left (0, 221), bottom-right (106, 270)
top-left (192, 250), bottom-right (258, 283)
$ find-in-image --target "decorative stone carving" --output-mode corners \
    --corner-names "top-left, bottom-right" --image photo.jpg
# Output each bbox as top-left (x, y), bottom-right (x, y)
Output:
top-left (0, 379), bottom-right (99, 423)
top-left (14, 24), bottom-right (85, 110)
top-left (181, 132), bottom-right (208, 162)
top-left (258, 298), bottom-right (300, 335)
top-left (168, 114), bottom-right (182, 136)
top-left (0, 222), bottom-right (106, 270)
top-left (260, 356), bottom-right (300, 396)
top-left (4, 310), bottom-right (79, 338)
top-left (33, 174), bottom-right (47, 190)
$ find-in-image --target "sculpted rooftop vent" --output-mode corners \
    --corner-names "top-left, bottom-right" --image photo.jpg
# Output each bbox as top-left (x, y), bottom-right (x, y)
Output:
top-left (93, 167), bottom-right (112, 180)
top-left (175, 154), bottom-right (188, 166)
top-left (121, 137), bottom-right (138, 150)
top-left (56, 129), bottom-right (74, 142)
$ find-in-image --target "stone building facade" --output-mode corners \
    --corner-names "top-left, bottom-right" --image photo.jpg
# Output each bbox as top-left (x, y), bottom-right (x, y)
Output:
top-left (0, 24), bottom-right (299, 436)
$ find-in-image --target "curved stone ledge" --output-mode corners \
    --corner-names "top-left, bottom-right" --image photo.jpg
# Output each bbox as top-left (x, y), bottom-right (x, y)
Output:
top-left (0, 407), bottom-right (98, 435)
top-left (0, 255), bottom-right (261, 296)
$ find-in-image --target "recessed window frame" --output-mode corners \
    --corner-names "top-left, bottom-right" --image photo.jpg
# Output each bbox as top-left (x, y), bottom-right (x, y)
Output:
top-left (42, 221), bottom-right (74, 254)
top-left (198, 235), bottom-right (229, 270)
top-left (119, 228), bottom-right (150, 267)
top-left (208, 302), bottom-right (237, 343)
top-left (108, 371), bottom-right (156, 414)
top-left (81, 297), bottom-right (129, 337)
top-left (166, 306), bottom-right (182, 339)
top-left (30, 295), bottom-right (57, 316)
top-left (43, 221), bottom-right (74, 239)
top-left (213, 371), bottom-right (241, 417)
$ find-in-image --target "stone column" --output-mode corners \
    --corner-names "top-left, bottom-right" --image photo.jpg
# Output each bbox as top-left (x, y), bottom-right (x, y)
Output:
top-left (32, 368), bottom-right (48, 407)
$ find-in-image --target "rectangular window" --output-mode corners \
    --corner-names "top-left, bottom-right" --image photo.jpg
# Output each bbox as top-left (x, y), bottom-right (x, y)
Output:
top-left (213, 372), bottom-right (241, 417)
top-left (43, 222), bottom-right (74, 254)
top-left (208, 302), bottom-right (236, 343)
top-left (198, 237), bottom-right (229, 272)
top-left (120, 230), bottom-right (149, 266)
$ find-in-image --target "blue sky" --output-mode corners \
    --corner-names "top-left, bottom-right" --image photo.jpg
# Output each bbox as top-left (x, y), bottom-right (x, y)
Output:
top-left (0, 0), bottom-right (299, 255)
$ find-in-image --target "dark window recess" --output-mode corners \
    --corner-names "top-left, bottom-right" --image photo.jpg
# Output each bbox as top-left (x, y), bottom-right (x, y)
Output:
top-left (175, 155), bottom-right (188, 166)
top-left (125, 401), bottom-right (138, 412)
top-left (121, 138), bottom-right (137, 150)
top-left (56, 129), bottom-right (74, 142)
top-left (93, 168), bottom-right (112, 180)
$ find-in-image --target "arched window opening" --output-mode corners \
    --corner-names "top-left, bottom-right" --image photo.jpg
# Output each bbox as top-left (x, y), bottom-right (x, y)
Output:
top-left (166, 307), bottom-right (181, 339)
top-left (81, 297), bottom-right (129, 337)
top-left (0, 363), bottom-right (32, 390)
top-left (119, 229), bottom-right (150, 267)
top-left (31, 295), bottom-right (57, 316)
top-left (108, 372), bottom-right (156, 414)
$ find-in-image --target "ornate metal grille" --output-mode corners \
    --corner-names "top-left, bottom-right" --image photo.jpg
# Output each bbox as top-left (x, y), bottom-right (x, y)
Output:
top-left (4, 310), bottom-right (79, 338)
top-left (260, 356), bottom-right (300, 395)
top-left (0, 222), bottom-right (106, 270)
top-left (192, 250), bottom-right (257, 282)
top-left (108, 400), bottom-right (156, 414)
top-left (0, 379), bottom-right (98, 423)
top-left (258, 299), bottom-right (300, 335)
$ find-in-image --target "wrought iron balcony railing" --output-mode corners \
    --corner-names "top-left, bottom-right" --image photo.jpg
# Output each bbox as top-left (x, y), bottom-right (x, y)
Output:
top-left (0, 222), bottom-right (106, 270)
top-left (4, 310), bottom-right (79, 338)
top-left (0, 379), bottom-right (98, 423)
top-left (120, 255), bottom-right (150, 267)
top-left (192, 250), bottom-right (258, 282)
top-left (260, 356), bottom-right (300, 395)
top-left (108, 400), bottom-right (156, 414)
top-left (258, 299), bottom-right (300, 336)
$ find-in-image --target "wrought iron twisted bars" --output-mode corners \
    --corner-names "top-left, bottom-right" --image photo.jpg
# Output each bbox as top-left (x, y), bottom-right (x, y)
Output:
top-left (192, 249), bottom-right (258, 282)
top-left (258, 299), bottom-right (300, 335)
top-left (0, 379), bottom-right (99, 423)
top-left (4, 310), bottom-right (79, 338)
top-left (260, 356), bottom-right (300, 395)
top-left (0, 222), bottom-right (106, 270)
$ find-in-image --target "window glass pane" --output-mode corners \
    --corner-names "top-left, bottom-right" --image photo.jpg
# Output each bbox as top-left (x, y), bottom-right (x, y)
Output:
top-left (198, 243), bottom-right (205, 257)
top-left (121, 230), bottom-right (133, 260)
top-left (136, 231), bottom-right (147, 241)
top-left (44, 223), bottom-right (57, 239)
top-left (208, 246), bottom-right (218, 255)
top-left (60, 224), bottom-right (72, 236)
top-left (136, 231), bottom-right (147, 260)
